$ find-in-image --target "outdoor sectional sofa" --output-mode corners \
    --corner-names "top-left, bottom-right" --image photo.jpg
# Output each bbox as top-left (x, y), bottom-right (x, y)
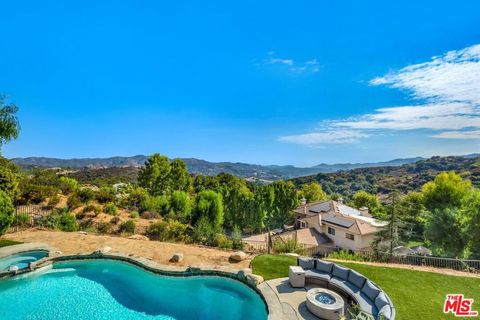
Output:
top-left (298, 257), bottom-right (395, 320)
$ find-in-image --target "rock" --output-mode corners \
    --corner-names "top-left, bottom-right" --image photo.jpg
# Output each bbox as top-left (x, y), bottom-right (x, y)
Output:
top-left (78, 231), bottom-right (87, 235)
top-left (170, 253), bottom-right (184, 263)
top-left (54, 250), bottom-right (63, 255)
top-left (237, 268), bottom-right (252, 280)
top-left (128, 234), bottom-right (149, 241)
top-left (8, 265), bottom-right (19, 272)
top-left (230, 251), bottom-right (246, 262)
top-left (246, 274), bottom-right (264, 286)
top-left (94, 246), bottom-right (111, 255)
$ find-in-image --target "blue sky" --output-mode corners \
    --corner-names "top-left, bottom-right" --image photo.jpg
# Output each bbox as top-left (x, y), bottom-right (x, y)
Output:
top-left (1, 1), bottom-right (479, 166)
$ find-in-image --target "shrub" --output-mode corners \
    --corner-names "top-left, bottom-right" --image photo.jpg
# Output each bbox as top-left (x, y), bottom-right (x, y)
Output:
top-left (327, 250), bottom-right (369, 262)
top-left (47, 194), bottom-right (61, 206)
top-left (96, 186), bottom-right (116, 204)
top-left (82, 204), bottom-right (101, 215)
top-left (14, 213), bottom-right (31, 227)
top-left (67, 193), bottom-right (82, 210)
top-left (140, 211), bottom-right (160, 219)
top-left (40, 208), bottom-right (77, 232)
top-left (58, 176), bottom-right (79, 194)
top-left (118, 187), bottom-right (149, 210)
top-left (77, 188), bottom-right (96, 203)
top-left (19, 184), bottom-right (58, 205)
top-left (96, 222), bottom-right (111, 234)
top-left (143, 195), bottom-right (170, 214)
top-left (0, 190), bottom-right (15, 235)
top-left (214, 233), bottom-right (233, 249)
top-left (147, 219), bottom-right (187, 241)
top-left (231, 225), bottom-right (243, 250)
top-left (104, 203), bottom-right (118, 216)
top-left (78, 218), bottom-right (94, 231)
top-left (129, 211), bottom-right (140, 219)
top-left (59, 212), bottom-right (77, 232)
top-left (120, 220), bottom-right (136, 234)
top-left (273, 238), bottom-right (306, 255)
top-left (193, 216), bottom-right (215, 245)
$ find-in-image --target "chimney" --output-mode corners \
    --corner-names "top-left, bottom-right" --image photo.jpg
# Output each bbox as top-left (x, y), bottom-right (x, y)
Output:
top-left (337, 197), bottom-right (344, 205)
top-left (300, 197), bottom-right (307, 206)
top-left (359, 207), bottom-right (371, 217)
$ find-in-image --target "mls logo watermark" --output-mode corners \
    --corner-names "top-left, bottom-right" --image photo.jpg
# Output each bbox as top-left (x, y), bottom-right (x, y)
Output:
top-left (444, 294), bottom-right (478, 317)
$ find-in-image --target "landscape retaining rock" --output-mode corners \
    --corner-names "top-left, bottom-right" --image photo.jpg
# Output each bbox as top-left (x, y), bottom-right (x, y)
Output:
top-left (170, 253), bottom-right (184, 263)
top-left (128, 235), bottom-right (149, 241)
top-left (229, 251), bottom-right (246, 262)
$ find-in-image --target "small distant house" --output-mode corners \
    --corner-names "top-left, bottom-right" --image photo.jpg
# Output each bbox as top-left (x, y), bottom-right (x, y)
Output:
top-left (293, 199), bottom-right (387, 251)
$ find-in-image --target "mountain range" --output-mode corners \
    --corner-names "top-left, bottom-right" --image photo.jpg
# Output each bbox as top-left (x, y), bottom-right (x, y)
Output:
top-left (11, 155), bottom-right (429, 180)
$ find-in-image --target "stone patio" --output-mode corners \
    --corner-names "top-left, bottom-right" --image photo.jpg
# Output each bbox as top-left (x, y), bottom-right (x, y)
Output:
top-left (261, 277), bottom-right (351, 320)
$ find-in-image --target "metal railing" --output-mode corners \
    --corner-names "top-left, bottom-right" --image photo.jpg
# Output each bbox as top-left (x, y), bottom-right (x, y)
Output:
top-left (7, 205), bottom-right (54, 233)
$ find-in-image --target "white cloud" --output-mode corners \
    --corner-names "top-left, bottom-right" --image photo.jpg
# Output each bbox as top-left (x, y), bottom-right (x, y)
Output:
top-left (431, 130), bottom-right (480, 139)
top-left (280, 44), bottom-right (480, 146)
top-left (279, 130), bottom-right (368, 145)
top-left (262, 52), bottom-right (320, 73)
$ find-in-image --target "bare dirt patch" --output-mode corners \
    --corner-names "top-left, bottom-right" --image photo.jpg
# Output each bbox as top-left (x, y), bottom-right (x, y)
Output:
top-left (3, 230), bottom-right (252, 272)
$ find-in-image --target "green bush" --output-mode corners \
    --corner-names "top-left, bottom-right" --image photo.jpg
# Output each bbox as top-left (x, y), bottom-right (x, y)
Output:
top-left (143, 195), bottom-right (170, 214)
top-left (129, 211), bottom-right (140, 219)
top-left (147, 219), bottom-right (187, 241)
top-left (104, 203), bottom-right (118, 216)
top-left (40, 208), bottom-right (77, 232)
top-left (273, 238), bottom-right (306, 255)
top-left (96, 186), bottom-right (116, 204)
top-left (77, 188), bottom-right (96, 203)
top-left (58, 177), bottom-right (79, 194)
top-left (82, 204), bottom-right (101, 215)
top-left (14, 213), bottom-right (31, 227)
top-left (120, 220), bottom-right (136, 234)
top-left (193, 216), bottom-right (215, 245)
top-left (67, 193), bottom-right (82, 210)
top-left (19, 184), bottom-right (58, 205)
top-left (59, 212), bottom-right (78, 232)
top-left (47, 193), bottom-right (61, 206)
top-left (0, 190), bottom-right (15, 235)
top-left (214, 233), bottom-right (233, 249)
top-left (231, 225), bottom-right (243, 250)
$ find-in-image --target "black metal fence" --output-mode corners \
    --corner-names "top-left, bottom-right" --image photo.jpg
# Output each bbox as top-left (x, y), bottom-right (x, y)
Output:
top-left (7, 205), bottom-right (54, 233)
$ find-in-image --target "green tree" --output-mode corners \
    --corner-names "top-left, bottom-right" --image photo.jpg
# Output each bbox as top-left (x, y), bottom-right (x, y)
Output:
top-left (460, 190), bottom-right (480, 259)
top-left (0, 96), bottom-right (20, 151)
top-left (397, 192), bottom-right (427, 241)
top-left (0, 157), bottom-right (19, 201)
top-left (352, 191), bottom-right (383, 217)
top-left (0, 190), bottom-right (14, 235)
top-left (169, 159), bottom-right (191, 192)
top-left (299, 182), bottom-right (328, 203)
top-left (58, 176), bottom-right (79, 195)
top-left (217, 174), bottom-right (254, 230)
top-left (374, 191), bottom-right (405, 255)
top-left (169, 190), bottom-right (192, 223)
top-left (192, 190), bottom-right (223, 232)
top-left (252, 185), bottom-right (275, 231)
top-left (138, 153), bottom-right (171, 196)
top-left (422, 171), bottom-right (471, 211)
top-left (425, 207), bottom-right (467, 258)
top-left (271, 181), bottom-right (298, 227)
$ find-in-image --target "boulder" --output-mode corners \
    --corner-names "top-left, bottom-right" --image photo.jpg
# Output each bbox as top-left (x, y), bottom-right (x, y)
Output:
top-left (237, 268), bottom-right (252, 280)
top-left (78, 231), bottom-right (87, 235)
top-left (230, 251), bottom-right (246, 262)
top-left (170, 253), bottom-right (184, 263)
top-left (8, 265), bottom-right (19, 273)
top-left (128, 234), bottom-right (149, 241)
top-left (246, 274), bottom-right (264, 286)
top-left (94, 246), bottom-right (111, 255)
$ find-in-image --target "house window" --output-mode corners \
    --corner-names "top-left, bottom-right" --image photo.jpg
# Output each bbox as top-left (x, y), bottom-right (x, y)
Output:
top-left (300, 221), bottom-right (307, 228)
top-left (327, 227), bottom-right (335, 235)
top-left (346, 233), bottom-right (355, 241)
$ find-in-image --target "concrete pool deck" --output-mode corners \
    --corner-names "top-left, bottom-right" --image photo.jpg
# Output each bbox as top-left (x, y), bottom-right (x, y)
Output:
top-left (260, 277), bottom-right (323, 320)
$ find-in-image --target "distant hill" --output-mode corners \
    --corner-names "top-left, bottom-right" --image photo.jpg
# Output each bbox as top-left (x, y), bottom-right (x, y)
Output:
top-left (11, 155), bottom-right (425, 180)
top-left (290, 155), bottom-right (480, 198)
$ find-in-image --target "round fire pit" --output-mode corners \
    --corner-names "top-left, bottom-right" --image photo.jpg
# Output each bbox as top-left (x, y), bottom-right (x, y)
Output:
top-left (306, 288), bottom-right (344, 320)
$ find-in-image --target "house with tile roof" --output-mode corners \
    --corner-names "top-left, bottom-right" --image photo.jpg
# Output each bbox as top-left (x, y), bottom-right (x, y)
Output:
top-left (293, 198), bottom-right (388, 251)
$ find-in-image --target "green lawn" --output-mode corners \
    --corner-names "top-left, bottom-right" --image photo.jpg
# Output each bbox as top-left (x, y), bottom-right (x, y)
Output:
top-left (252, 254), bottom-right (480, 320)
top-left (0, 239), bottom-right (22, 248)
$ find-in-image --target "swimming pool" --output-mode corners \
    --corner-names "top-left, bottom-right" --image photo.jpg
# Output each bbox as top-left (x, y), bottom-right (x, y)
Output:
top-left (0, 250), bottom-right (48, 271)
top-left (0, 259), bottom-right (268, 320)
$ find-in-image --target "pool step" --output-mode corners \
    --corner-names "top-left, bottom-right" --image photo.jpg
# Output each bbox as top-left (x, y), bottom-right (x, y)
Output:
top-left (44, 268), bottom-right (77, 276)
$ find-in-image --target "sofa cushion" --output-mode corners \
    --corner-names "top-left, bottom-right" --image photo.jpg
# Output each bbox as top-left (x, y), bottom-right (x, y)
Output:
top-left (362, 280), bottom-right (381, 302)
top-left (348, 270), bottom-right (367, 289)
top-left (352, 292), bottom-right (378, 317)
top-left (331, 264), bottom-right (350, 281)
top-left (329, 277), bottom-right (360, 296)
top-left (378, 305), bottom-right (392, 320)
top-left (375, 292), bottom-right (389, 310)
top-left (305, 269), bottom-right (331, 282)
top-left (315, 260), bottom-right (334, 273)
top-left (298, 257), bottom-right (315, 270)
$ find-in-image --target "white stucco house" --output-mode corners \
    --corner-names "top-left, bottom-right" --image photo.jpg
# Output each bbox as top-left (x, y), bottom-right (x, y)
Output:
top-left (292, 198), bottom-right (387, 251)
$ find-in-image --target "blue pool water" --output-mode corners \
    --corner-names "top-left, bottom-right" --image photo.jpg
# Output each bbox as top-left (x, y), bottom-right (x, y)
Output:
top-left (0, 260), bottom-right (268, 320)
top-left (0, 250), bottom-right (48, 271)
